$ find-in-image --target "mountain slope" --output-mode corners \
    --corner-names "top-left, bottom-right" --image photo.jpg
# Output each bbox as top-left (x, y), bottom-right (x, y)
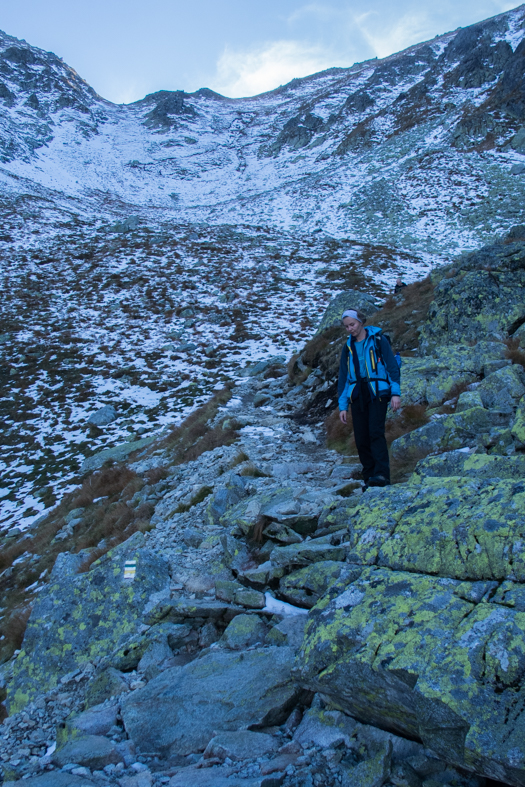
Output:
top-left (0, 5), bottom-right (524, 255)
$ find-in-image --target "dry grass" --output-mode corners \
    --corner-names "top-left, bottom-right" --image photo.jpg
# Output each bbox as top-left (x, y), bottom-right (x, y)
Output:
top-left (325, 409), bottom-right (354, 454)
top-left (390, 446), bottom-right (438, 485)
top-left (154, 387), bottom-right (238, 464)
top-left (372, 276), bottom-right (435, 351)
top-left (505, 338), bottom-right (525, 369)
top-left (385, 404), bottom-right (430, 446)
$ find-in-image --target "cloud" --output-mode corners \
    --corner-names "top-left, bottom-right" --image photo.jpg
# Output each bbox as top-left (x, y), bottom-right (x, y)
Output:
top-left (352, 9), bottom-right (437, 59)
top-left (211, 39), bottom-right (346, 98)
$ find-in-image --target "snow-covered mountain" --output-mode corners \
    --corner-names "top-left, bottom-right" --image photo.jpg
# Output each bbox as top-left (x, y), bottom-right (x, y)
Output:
top-left (0, 4), bottom-right (525, 532)
top-left (0, 4), bottom-right (524, 254)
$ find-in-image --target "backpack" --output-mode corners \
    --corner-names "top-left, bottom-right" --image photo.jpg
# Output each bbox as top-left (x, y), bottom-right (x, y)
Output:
top-left (372, 331), bottom-right (391, 364)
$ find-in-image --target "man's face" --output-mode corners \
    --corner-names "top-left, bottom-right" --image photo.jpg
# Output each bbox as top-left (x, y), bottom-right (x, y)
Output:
top-left (343, 317), bottom-right (362, 337)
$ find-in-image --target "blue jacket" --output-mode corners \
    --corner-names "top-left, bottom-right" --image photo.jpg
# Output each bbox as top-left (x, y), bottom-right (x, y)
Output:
top-left (338, 327), bottom-right (401, 411)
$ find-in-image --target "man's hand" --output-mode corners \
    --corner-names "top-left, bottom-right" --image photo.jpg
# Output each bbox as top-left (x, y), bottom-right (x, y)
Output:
top-left (391, 396), bottom-right (401, 412)
top-left (339, 409), bottom-right (347, 424)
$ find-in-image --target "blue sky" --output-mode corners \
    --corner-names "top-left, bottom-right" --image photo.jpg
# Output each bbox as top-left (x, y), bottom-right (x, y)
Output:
top-left (0, 0), bottom-right (519, 102)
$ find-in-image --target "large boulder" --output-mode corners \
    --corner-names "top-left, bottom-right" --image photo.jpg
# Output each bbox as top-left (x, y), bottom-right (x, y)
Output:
top-left (7, 534), bottom-right (170, 713)
top-left (121, 646), bottom-right (304, 756)
top-left (418, 240), bottom-right (525, 352)
top-left (318, 477), bottom-right (525, 581)
top-left (316, 290), bottom-right (378, 333)
top-left (298, 565), bottom-right (525, 786)
top-left (412, 451), bottom-right (525, 481)
top-left (391, 407), bottom-right (511, 458)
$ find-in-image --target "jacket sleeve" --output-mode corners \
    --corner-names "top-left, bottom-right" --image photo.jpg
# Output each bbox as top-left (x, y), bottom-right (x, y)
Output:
top-left (382, 337), bottom-right (401, 396)
top-left (338, 345), bottom-right (348, 398)
top-left (338, 381), bottom-right (352, 412)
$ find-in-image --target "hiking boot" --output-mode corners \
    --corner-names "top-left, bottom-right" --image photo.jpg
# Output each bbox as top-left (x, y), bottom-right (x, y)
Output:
top-left (368, 475), bottom-right (389, 487)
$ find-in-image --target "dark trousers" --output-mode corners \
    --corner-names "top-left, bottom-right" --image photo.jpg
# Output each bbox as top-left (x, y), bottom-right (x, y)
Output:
top-left (350, 382), bottom-right (390, 482)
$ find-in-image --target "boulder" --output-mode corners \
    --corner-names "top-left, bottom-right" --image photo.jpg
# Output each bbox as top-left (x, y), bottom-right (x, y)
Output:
top-left (265, 616), bottom-right (307, 651)
top-left (299, 565), bottom-right (525, 786)
top-left (294, 706), bottom-right (357, 748)
top-left (318, 477), bottom-right (525, 581)
top-left (87, 404), bottom-right (117, 426)
top-left (512, 395), bottom-right (525, 446)
top-left (207, 474), bottom-right (247, 524)
top-left (168, 769), bottom-right (279, 787)
top-left (61, 702), bottom-right (120, 741)
top-left (53, 733), bottom-right (121, 769)
top-left (477, 365), bottom-right (525, 412)
top-left (511, 127), bottom-right (525, 152)
top-left (85, 667), bottom-right (129, 708)
top-left (270, 539), bottom-right (347, 573)
top-left (121, 646), bottom-right (302, 756)
top-left (81, 436), bottom-right (155, 473)
top-left (412, 451), bottom-right (525, 481)
top-left (225, 487), bottom-right (325, 537)
top-left (7, 535), bottom-right (169, 713)
top-left (317, 290), bottom-right (378, 333)
top-left (239, 355), bottom-right (286, 378)
top-left (419, 243), bottom-right (525, 352)
top-left (220, 614), bottom-right (267, 649)
top-left (203, 730), bottom-right (278, 760)
top-left (456, 389), bottom-right (483, 412)
top-left (391, 407), bottom-right (511, 458)
top-left (399, 342), bottom-right (507, 407)
top-left (278, 561), bottom-right (359, 608)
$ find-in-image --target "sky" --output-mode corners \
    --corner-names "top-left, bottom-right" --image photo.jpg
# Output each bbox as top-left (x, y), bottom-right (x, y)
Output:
top-left (0, 0), bottom-right (519, 103)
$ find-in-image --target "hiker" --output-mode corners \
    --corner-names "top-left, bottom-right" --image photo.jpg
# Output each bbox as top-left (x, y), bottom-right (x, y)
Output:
top-left (337, 309), bottom-right (401, 488)
top-left (394, 277), bottom-right (407, 294)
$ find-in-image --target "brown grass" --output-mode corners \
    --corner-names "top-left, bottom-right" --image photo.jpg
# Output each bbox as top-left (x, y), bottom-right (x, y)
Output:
top-left (325, 409), bottom-right (354, 454)
top-left (385, 404), bottom-right (430, 446)
top-left (505, 338), bottom-right (525, 369)
top-left (390, 446), bottom-right (438, 485)
top-left (372, 276), bottom-right (435, 352)
top-left (154, 387), bottom-right (238, 464)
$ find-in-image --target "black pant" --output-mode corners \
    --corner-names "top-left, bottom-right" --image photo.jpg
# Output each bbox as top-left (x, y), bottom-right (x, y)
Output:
top-left (350, 382), bottom-right (390, 482)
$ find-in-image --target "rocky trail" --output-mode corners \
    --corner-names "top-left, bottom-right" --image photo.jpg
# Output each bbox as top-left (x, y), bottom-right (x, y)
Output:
top-left (1, 231), bottom-right (525, 787)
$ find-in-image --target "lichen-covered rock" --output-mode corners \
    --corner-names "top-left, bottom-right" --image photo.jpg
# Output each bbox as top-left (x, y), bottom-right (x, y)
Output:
top-left (317, 290), bottom-right (378, 333)
top-left (477, 365), bottom-right (525, 412)
top-left (84, 667), bottom-right (129, 708)
top-left (317, 478), bottom-right (525, 581)
top-left (412, 451), bottom-right (525, 481)
top-left (6, 534), bottom-right (170, 713)
top-left (419, 241), bottom-right (525, 352)
top-left (203, 730), bottom-right (278, 761)
top-left (278, 561), bottom-right (361, 608)
top-left (299, 566), bottom-right (525, 786)
top-left (270, 538), bottom-right (347, 572)
top-left (456, 389), bottom-right (484, 412)
top-left (121, 646), bottom-right (302, 756)
top-left (400, 342), bottom-right (507, 407)
top-left (391, 407), bottom-right (511, 458)
top-left (225, 487), bottom-right (326, 538)
top-left (220, 614), bottom-right (267, 649)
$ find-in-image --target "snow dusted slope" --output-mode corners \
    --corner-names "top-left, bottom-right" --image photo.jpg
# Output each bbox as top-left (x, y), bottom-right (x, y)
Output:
top-left (0, 5), bottom-right (525, 531)
top-left (0, 4), bottom-right (524, 254)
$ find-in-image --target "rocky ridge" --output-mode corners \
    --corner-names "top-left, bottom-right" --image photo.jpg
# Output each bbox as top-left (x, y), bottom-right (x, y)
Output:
top-left (1, 232), bottom-right (525, 786)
